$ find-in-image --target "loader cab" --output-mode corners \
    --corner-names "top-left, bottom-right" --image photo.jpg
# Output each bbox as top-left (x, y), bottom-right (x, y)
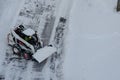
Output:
top-left (15, 27), bottom-right (35, 44)
top-left (8, 25), bottom-right (44, 60)
top-left (22, 28), bottom-right (37, 45)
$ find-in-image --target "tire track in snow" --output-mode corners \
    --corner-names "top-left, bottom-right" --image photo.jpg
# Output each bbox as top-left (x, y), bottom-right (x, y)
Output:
top-left (46, 0), bottom-right (74, 79)
top-left (31, 8), bottom-right (56, 80)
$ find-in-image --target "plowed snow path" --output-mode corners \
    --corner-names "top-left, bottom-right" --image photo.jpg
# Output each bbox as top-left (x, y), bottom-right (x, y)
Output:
top-left (0, 0), bottom-right (57, 80)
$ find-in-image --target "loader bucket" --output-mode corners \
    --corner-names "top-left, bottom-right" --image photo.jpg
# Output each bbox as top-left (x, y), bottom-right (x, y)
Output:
top-left (32, 46), bottom-right (57, 63)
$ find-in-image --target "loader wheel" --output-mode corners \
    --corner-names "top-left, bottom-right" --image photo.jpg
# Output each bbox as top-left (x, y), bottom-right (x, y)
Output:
top-left (7, 33), bottom-right (12, 46)
top-left (12, 45), bottom-right (21, 56)
top-left (23, 53), bottom-right (31, 60)
top-left (38, 42), bottom-right (42, 48)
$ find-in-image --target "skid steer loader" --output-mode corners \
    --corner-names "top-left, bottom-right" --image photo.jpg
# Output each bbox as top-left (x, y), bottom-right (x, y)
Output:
top-left (7, 25), bottom-right (56, 63)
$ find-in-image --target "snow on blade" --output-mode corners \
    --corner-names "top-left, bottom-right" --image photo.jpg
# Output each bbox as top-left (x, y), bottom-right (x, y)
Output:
top-left (33, 46), bottom-right (57, 63)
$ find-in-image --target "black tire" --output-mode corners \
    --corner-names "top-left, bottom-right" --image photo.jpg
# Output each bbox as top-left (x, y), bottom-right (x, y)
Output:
top-left (7, 33), bottom-right (12, 46)
top-left (38, 42), bottom-right (42, 48)
top-left (12, 44), bottom-right (21, 56)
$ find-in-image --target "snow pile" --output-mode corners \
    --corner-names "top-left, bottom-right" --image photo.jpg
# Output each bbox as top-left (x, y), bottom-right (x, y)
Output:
top-left (64, 0), bottom-right (120, 80)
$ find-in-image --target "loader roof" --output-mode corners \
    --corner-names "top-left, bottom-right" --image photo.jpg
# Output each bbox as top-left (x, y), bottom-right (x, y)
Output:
top-left (23, 28), bottom-right (35, 36)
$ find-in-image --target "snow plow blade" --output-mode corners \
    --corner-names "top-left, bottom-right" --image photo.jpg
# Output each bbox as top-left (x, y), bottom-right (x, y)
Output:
top-left (33, 46), bottom-right (57, 63)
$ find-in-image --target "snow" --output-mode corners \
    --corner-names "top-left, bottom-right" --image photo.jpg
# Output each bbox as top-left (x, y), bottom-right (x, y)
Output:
top-left (64, 0), bottom-right (120, 80)
top-left (0, 0), bottom-right (25, 69)
top-left (33, 46), bottom-right (57, 63)
top-left (23, 28), bottom-right (35, 36)
top-left (1, 0), bottom-right (120, 80)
